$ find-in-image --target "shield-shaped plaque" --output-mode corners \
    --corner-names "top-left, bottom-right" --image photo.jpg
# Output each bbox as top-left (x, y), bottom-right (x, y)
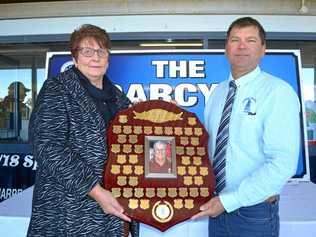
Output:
top-left (104, 100), bottom-right (215, 231)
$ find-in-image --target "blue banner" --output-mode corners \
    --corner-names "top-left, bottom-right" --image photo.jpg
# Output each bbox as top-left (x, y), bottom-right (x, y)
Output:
top-left (46, 50), bottom-right (307, 179)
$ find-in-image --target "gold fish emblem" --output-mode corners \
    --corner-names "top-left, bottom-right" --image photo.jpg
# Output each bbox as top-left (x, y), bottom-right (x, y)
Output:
top-left (133, 109), bottom-right (183, 123)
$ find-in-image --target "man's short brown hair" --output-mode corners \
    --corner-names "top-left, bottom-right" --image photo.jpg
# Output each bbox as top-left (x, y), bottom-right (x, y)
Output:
top-left (226, 17), bottom-right (266, 45)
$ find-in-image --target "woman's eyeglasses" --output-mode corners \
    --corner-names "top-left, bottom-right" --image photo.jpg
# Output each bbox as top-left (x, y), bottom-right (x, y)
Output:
top-left (77, 47), bottom-right (108, 58)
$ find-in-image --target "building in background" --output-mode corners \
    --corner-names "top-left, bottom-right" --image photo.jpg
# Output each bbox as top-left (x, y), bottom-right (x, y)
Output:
top-left (0, 0), bottom-right (316, 202)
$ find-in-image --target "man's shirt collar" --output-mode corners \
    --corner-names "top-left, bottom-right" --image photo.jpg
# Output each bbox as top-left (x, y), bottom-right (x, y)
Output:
top-left (229, 66), bottom-right (261, 88)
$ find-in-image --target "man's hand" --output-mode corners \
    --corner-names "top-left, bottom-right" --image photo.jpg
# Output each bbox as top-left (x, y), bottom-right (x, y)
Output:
top-left (89, 184), bottom-right (131, 222)
top-left (191, 196), bottom-right (225, 220)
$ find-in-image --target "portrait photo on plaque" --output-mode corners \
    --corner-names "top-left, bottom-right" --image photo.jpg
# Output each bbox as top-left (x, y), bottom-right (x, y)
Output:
top-left (144, 136), bottom-right (177, 178)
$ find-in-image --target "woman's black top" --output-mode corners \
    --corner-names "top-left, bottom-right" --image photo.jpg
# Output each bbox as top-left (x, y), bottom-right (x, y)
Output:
top-left (74, 66), bottom-right (119, 125)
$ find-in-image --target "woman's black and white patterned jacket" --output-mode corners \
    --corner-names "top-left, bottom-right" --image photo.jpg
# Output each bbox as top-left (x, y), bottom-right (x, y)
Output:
top-left (27, 66), bottom-right (138, 237)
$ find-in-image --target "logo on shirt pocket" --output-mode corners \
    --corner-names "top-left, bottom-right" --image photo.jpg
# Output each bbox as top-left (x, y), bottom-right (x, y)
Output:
top-left (243, 97), bottom-right (256, 115)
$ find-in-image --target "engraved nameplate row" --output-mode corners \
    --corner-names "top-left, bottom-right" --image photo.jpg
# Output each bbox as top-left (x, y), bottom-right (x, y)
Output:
top-left (104, 100), bottom-right (215, 232)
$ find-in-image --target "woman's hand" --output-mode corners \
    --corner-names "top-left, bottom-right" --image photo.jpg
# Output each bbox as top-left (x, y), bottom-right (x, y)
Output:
top-left (129, 99), bottom-right (144, 107)
top-left (89, 183), bottom-right (131, 222)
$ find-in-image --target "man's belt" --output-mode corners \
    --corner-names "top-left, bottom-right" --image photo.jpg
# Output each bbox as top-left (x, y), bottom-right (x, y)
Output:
top-left (104, 100), bottom-right (215, 231)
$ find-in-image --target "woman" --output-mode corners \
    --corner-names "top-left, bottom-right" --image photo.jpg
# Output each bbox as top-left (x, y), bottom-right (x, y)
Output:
top-left (28, 24), bottom-right (138, 236)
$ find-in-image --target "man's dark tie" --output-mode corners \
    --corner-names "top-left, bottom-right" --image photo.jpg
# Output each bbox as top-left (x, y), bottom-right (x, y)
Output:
top-left (213, 80), bottom-right (237, 193)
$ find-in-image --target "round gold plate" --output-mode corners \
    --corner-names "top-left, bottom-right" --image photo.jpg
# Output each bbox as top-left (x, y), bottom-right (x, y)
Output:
top-left (152, 200), bottom-right (174, 223)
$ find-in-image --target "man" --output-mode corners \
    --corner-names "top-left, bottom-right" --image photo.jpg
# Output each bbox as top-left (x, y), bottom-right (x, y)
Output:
top-left (1, 81), bottom-right (31, 118)
top-left (149, 141), bottom-right (171, 173)
top-left (192, 17), bottom-right (300, 237)
top-left (0, 82), bottom-right (31, 139)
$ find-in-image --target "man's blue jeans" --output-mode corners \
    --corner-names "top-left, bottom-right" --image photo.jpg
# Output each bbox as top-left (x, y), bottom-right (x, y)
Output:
top-left (209, 199), bottom-right (279, 237)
